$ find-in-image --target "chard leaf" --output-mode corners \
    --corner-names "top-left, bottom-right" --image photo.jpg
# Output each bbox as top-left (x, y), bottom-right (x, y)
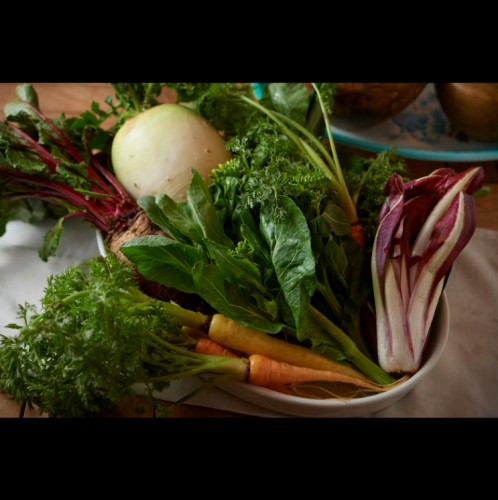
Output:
top-left (15, 84), bottom-right (40, 110)
top-left (193, 261), bottom-right (284, 333)
top-left (187, 169), bottom-right (234, 249)
top-left (4, 102), bottom-right (38, 124)
top-left (316, 201), bottom-right (351, 237)
top-left (121, 235), bottom-right (204, 295)
top-left (260, 196), bottom-right (316, 331)
top-left (73, 189), bottom-right (113, 199)
top-left (137, 196), bottom-right (192, 246)
top-left (267, 83), bottom-right (309, 128)
top-left (5, 148), bottom-right (47, 174)
top-left (39, 218), bottom-right (64, 262)
top-left (6, 198), bottom-right (47, 224)
top-left (55, 164), bottom-right (92, 190)
top-left (155, 193), bottom-right (203, 244)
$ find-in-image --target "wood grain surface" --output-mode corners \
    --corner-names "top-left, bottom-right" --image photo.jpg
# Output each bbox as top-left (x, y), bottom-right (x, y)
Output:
top-left (0, 83), bottom-right (496, 418)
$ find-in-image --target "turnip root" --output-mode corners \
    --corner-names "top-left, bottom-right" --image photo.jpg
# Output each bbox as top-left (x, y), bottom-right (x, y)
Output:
top-left (112, 104), bottom-right (232, 202)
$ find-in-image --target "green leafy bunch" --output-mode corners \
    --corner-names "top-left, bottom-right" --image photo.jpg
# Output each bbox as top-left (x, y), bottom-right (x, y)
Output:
top-left (0, 84), bottom-right (138, 260)
top-left (67, 83), bottom-right (170, 152)
top-left (210, 117), bottom-right (334, 225)
top-left (339, 147), bottom-right (409, 238)
top-left (122, 163), bottom-right (396, 385)
top-left (0, 253), bottom-right (218, 418)
top-left (165, 83), bottom-right (257, 138)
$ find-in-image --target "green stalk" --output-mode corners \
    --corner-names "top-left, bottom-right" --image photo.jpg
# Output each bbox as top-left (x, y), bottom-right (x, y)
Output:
top-left (141, 356), bottom-right (248, 384)
top-left (147, 332), bottom-right (208, 358)
top-left (157, 303), bottom-right (210, 330)
top-left (272, 110), bottom-right (337, 179)
top-left (128, 301), bottom-right (209, 330)
top-left (309, 305), bottom-right (395, 385)
top-left (126, 83), bottom-right (142, 114)
top-left (58, 290), bottom-right (90, 307)
top-left (301, 141), bottom-right (339, 184)
top-left (239, 92), bottom-right (358, 224)
top-left (342, 319), bottom-right (374, 362)
top-left (352, 159), bottom-right (377, 207)
top-left (305, 95), bottom-right (326, 138)
top-left (316, 281), bottom-right (343, 321)
top-left (311, 84), bottom-right (358, 224)
top-left (113, 290), bottom-right (150, 303)
top-left (144, 83), bottom-right (156, 108)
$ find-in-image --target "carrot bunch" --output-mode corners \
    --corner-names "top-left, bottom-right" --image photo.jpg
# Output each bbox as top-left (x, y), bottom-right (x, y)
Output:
top-left (183, 314), bottom-right (402, 397)
top-left (194, 338), bottom-right (388, 395)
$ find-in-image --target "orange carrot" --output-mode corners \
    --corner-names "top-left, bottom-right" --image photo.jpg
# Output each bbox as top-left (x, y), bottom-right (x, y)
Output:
top-left (195, 338), bottom-right (240, 359)
top-left (351, 223), bottom-right (366, 250)
top-left (195, 338), bottom-right (391, 395)
top-left (247, 354), bottom-right (385, 392)
top-left (195, 339), bottom-right (293, 395)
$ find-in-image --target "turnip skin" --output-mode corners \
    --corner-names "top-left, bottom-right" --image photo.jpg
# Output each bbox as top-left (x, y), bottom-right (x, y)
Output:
top-left (112, 104), bottom-right (232, 202)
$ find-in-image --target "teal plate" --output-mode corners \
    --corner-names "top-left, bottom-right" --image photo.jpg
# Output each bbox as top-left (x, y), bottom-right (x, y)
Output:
top-left (252, 83), bottom-right (498, 162)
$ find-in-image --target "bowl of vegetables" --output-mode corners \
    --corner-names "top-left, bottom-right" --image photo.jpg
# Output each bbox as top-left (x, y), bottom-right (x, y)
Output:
top-left (209, 293), bottom-right (449, 418)
top-left (0, 82), bottom-right (484, 418)
top-left (97, 221), bottom-right (450, 418)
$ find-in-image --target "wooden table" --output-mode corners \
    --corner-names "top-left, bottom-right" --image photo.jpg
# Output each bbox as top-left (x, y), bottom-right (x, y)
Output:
top-left (0, 83), bottom-right (497, 418)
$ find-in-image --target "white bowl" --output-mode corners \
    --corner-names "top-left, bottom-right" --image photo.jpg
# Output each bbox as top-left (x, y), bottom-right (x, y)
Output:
top-left (215, 294), bottom-right (449, 417)
top-left (97, 230), bottom-right (450, 418)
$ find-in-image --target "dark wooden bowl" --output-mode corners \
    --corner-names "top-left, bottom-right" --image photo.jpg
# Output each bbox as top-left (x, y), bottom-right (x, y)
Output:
top-left (435, 83), bottom-right (498, 142)
top-left (329, 83), bottom-right (427, 131)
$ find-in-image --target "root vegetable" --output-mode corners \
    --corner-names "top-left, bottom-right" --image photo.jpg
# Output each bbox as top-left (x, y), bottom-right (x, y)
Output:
top-left (247, 354), bottom-right (384, 391)
top-left (112, 104), bottom-right (232, 202)
top-left (195, 338), bottom-right (240, 358)
top-left (193, 337), bottom-right (384, 393)
top-left (207, 314), bottom-right (373, 383)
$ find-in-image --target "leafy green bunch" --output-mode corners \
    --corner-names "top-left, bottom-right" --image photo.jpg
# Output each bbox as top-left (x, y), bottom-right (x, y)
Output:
top-left (122, 167), bottom-right (395, 385)
top-left (0, 252), bottom-right (245, 418)
top-left (0, 84), bottom-right (137, 260)
top-left (210, 120), bottom-right (334, 226)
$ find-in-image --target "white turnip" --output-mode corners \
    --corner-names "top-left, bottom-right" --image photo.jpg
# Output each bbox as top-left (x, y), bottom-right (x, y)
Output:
top-left (111, 104), bottom-right (232, 202)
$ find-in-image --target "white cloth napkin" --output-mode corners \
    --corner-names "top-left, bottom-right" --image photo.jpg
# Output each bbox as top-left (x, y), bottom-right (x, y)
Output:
top-left (1, 219), bottom-right (497, 417)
